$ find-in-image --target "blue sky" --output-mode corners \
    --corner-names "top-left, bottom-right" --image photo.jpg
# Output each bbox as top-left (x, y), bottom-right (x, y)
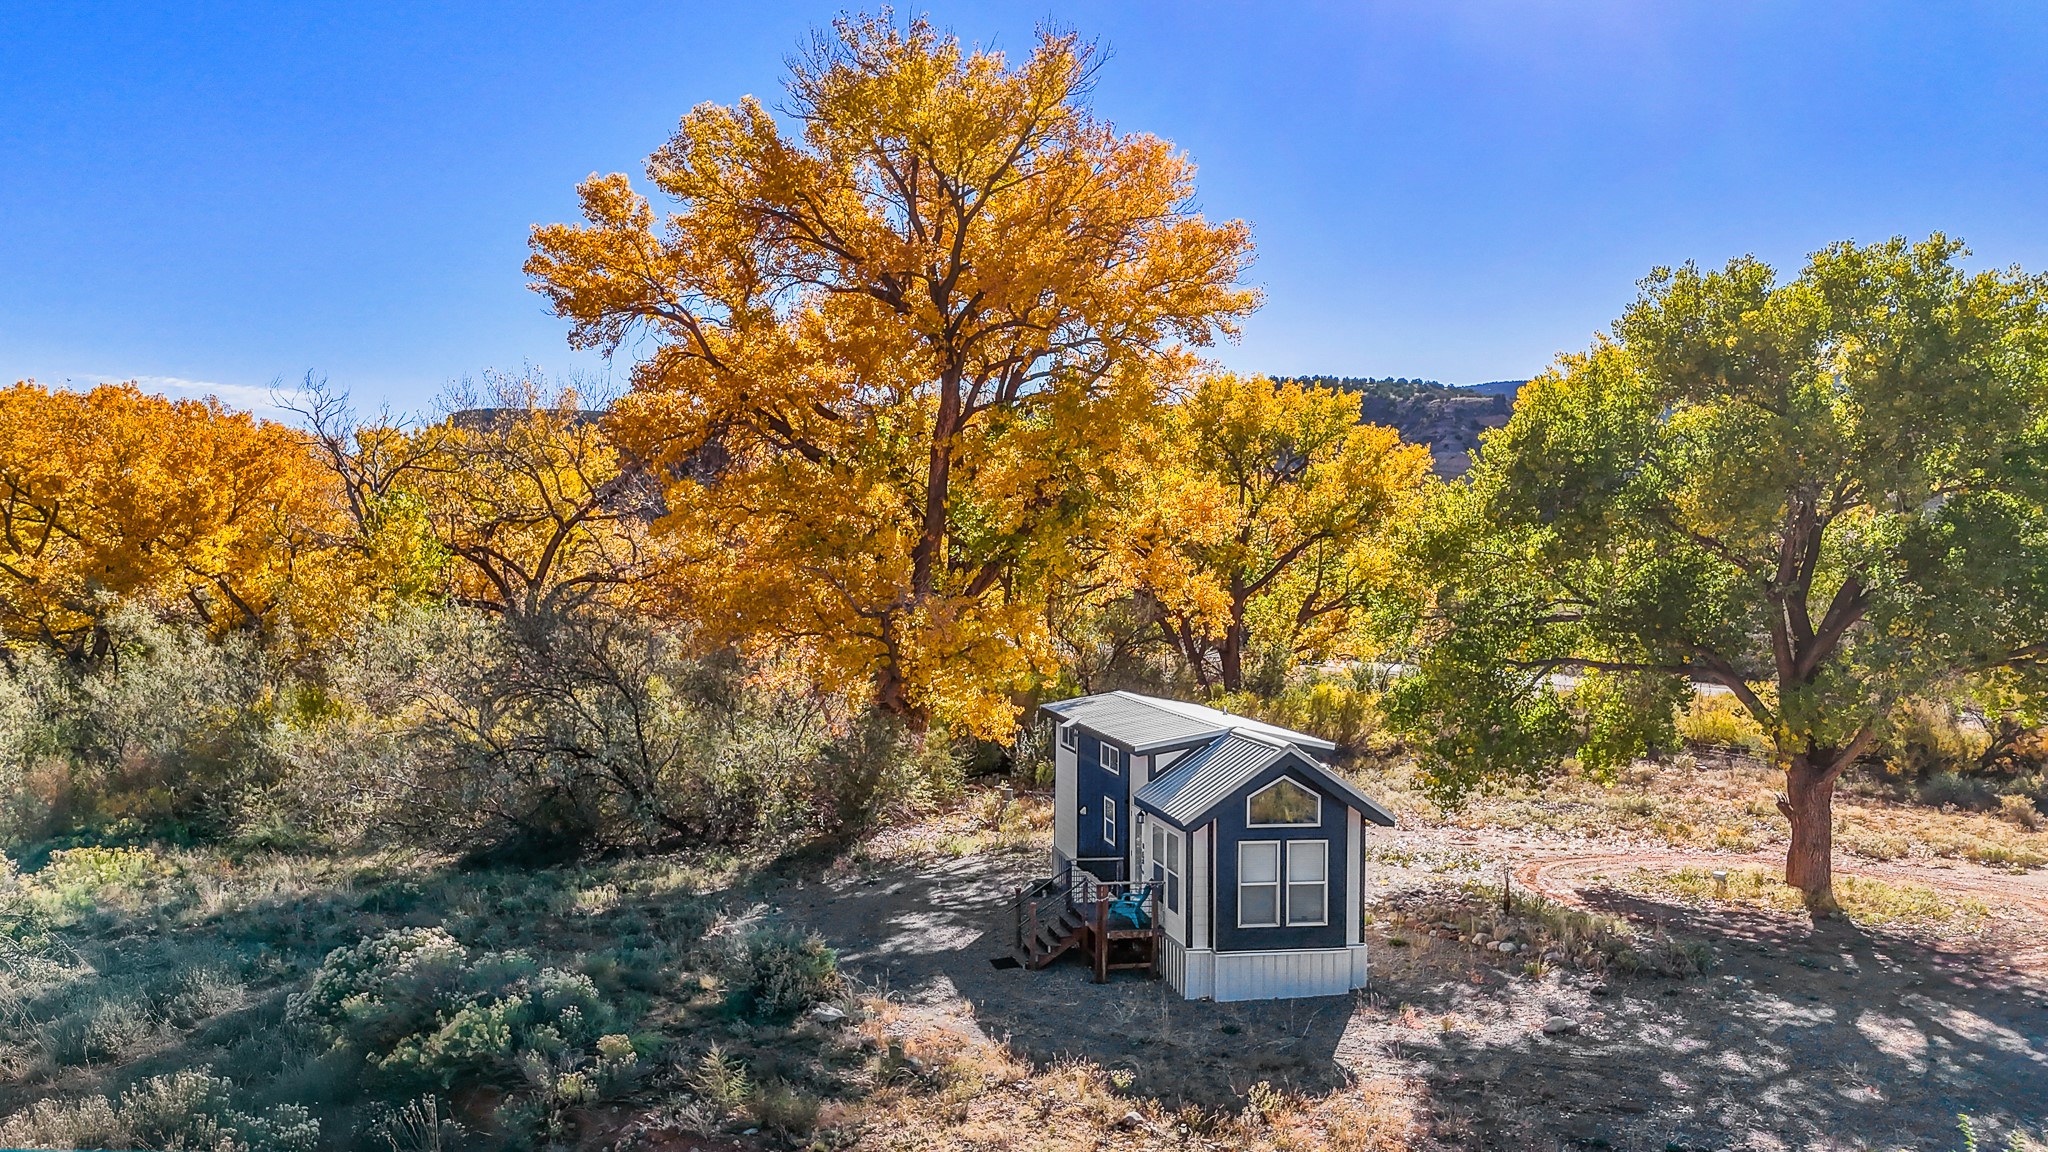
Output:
top-left (4, 2), bottom-right (2046, 414)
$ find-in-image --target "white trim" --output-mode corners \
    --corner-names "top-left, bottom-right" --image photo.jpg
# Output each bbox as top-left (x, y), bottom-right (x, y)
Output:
top-left (1101, 744), bottom-right (1123, 775)
top-left (1053, 736), bottom-right (1077, 861)
top-left (1246, 776), bottom-right (1321, 828)
top-left (1162, 827), bottom-right (1183, 914)
top-left (1059, 723), bottom-right (1078, 751)
top-left (1346, 808), bottom-right (1362, 945)
top-left (1285, 840), bottom-right (1329, 927)
top-left (1102, 796), bottom-right (1117, 846)
top-left (1237, 840), bottom-right (1281, 928)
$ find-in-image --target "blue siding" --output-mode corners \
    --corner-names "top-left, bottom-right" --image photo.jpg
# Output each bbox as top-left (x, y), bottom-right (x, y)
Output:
top-left (1074, 731), bottom-right (1131, 877)
top-left (1210, 755), bottom-right (1350, 953)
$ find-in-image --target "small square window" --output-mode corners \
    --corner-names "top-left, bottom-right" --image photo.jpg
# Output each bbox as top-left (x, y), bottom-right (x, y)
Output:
top-left (1100, 745), bottom-right (1122, 775)
top-left (1059, 724), bottom-right (1078, 751)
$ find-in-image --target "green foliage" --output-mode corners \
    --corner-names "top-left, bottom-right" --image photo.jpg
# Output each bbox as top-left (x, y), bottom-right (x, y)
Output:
top-left (0, 606), bottom-right (296, 843)
top-left (1391, 236), bottom-right (2048, 848)
top-left (723, 925), bottom-right (841, 1024)
top-left (285, 927), bottom-right (619, 1093)
top-left (30, 845), bottom-right (169, 908)
top-left (1573, 672), bottom-right (1684, 781)
top-left (0, 1069), bottom-right (318, 1152)
top-left (1675, 693), bottom-right (1767, 751)
top-left (690, 1044), bottom-right (753, 1116)
top-left (1216, 667), bottom-right (1392, 751)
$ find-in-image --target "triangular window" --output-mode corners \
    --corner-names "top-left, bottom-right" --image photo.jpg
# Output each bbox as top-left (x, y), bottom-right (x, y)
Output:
top-left (1247, 777), bottom-right (1320, 826)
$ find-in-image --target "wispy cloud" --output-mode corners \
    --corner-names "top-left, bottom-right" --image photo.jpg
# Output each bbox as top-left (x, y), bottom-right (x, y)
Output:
top-left (56, 373), bottom-right (304, 416)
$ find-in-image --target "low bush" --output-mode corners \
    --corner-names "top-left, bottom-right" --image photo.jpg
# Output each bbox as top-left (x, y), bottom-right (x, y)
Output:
top-left (286, 927), bottom-right (622, 1096)
top-left (1674, 694), bottom-right (1766, 752)
top-left (1998, 792), bottom-right (2043, 830)
top-left (0, 1069), bottom-right (318, 1152)
top-left (724, 926), bottom-right (841, 1024)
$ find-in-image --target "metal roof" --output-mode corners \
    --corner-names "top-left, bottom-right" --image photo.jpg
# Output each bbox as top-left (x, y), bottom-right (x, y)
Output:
top-left (1039, 691), bottom-right (1337, 754)
top-left (1133, 730), bottom-right (1398, 829)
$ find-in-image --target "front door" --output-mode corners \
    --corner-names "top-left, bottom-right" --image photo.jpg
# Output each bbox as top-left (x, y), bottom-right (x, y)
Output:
top-left (1075, 733), bottom-right (1127, 879)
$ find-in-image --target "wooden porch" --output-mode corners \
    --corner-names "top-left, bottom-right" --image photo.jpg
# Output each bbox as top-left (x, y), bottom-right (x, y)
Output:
top-left (1008, 862), bottom-right (1162, 982)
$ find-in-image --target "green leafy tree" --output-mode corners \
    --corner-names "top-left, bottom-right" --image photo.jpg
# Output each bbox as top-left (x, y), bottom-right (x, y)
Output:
top-left (1390, 236), bottom-right (2048, 909)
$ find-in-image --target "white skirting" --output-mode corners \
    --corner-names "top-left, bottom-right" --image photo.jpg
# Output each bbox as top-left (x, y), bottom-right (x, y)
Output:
top-left (1162, 943), bottom-right (1369, 1002)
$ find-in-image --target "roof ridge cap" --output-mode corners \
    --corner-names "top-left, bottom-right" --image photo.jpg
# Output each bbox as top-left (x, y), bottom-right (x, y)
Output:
top-left (1228, 726), bottom-right (1292, 748)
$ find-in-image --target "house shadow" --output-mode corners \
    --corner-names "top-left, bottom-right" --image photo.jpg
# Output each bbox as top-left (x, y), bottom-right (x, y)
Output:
top-left (790, 854), bottom-right (2048, 1145)
top-left (787, 851), bottom-right (1356, 1108)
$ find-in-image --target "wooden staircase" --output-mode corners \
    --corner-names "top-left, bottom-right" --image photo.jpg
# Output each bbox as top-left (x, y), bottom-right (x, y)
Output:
top-left (1009, 868), bottom-right (1161, 982)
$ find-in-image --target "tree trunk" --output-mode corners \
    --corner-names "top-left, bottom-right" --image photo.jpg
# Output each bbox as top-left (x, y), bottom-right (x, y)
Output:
top-left (1217, 586), bottom-right (1248, 693)
top-left (1779, 754), bottom-right (1840, 913)
top-left (873, 660), bottom-right (928, 733)
top-left (911, 370), bottom-right (961, 599)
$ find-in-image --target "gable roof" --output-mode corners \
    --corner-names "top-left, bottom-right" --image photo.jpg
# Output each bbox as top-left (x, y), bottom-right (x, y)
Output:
top-left (1132, 730), bottom-right (1396, 829)
top-left (1040, 691), bottom-right (1338, 755)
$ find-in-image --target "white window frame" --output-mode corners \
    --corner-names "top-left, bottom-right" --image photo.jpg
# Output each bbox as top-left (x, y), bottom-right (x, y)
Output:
top-left (1059, 723), bottom-right (1078, 751)
top-left (1102, 797), bottom-right (1117, 846)
top-left (1285, 840), bottom-right (1329, 927)
top-left (1246, 777), bottom-right (1321, 828)
top-left (1237, 840), bottom-right (1281, 928)
top-left (1162, 828), bottom-right (1182, 913)
top-left (1100, 744), bottom-right (1122, 775)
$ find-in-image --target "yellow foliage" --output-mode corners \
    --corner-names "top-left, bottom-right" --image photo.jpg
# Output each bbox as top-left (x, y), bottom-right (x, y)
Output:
top-left (0, 381), bottom-right (351, 653)
top-left (526, 17), bottom-right (1257, 735)
top-left (1105, 374), bottom-right (1432, 690)
top-left (412, 380), bottom-right (660, 621)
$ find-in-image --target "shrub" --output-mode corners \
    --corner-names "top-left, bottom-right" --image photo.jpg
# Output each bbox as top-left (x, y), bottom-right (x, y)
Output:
top-left (724, 926), bottom-right (840, 1024)
top-left (1881, 698), bottom-right (1990, 781)
top-left (0, 1069), bottom-right (318, 1152)
top-left (1218, 670), bottom-right (1392, 751)
top-left (1674, 694), bottom-right (1766, 751)
top-left (30, 845), bottom-right (169, 908)
top-left (1920, 772), bottom-right (1997, 811)
top-left (1998, 792), bottom-right (2042, 830)
top-left (690, 1045), bottom-right (752, 1117)
top-left (40, 994), bottom-right (158, 1066)
top-left (286, 927), bottom-right (618, 1092)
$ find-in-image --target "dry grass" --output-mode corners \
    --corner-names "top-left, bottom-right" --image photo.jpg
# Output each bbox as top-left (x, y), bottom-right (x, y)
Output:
top-left (844, 997), bottom-right (1420, 1151)
top-left (857, 787), bottom-right (1051, 864)
top-left (1620, 865), bottom-right (1991, 929)
top-left (1353, 756), bottom-right (2048, 870)
top-left (1374, 881), bottom-right (1711, 977)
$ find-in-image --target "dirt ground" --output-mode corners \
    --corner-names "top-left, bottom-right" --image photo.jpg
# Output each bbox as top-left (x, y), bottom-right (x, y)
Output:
top-left (787, 822), bottom-right (2048, 1151)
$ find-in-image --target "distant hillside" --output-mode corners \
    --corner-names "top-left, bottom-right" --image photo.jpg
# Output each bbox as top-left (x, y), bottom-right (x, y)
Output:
top-left (1274, 376), bottom-right (1530, 477)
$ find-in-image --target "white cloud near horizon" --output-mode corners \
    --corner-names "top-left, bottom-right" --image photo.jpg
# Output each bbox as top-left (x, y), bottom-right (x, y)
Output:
top-left (48, 373), bottom-right (305, 418)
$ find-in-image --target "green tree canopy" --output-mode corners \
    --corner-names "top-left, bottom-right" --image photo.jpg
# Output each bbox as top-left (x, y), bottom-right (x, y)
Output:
top-left (1389, 235), bottom-right (2048, 908)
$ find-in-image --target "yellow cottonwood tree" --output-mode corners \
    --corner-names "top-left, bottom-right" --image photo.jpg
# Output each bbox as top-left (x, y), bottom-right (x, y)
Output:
top-left (413, 380), bottom-right (661, 624)
top-left (526, 16), bottom-right (1257, 734)
top-left (1109, 375), bottom-right (1432, 691)
top-left (0, 381), bottom-right (349, 657)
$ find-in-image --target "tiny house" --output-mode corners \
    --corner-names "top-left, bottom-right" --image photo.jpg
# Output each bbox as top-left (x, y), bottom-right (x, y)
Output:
top-left (1018, 691), bottom-right (1395, 1002)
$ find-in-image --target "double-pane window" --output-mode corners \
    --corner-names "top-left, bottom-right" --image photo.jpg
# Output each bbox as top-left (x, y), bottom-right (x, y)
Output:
top-left (1285, 841), bottom-right (1327, 926)
top-left (1239, 839), bottom-right (1327, 927)
top-left (1238, 842), bottom-right (1280, 927)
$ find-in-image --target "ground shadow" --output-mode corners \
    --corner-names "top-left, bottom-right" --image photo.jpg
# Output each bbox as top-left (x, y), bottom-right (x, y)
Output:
top-left (1366, 882), bottom-right (2048, 1150)
top-left (793, 850), bottom-right (2048, 1148)
top-left (788, 850), bottom-right (1356, 1108)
